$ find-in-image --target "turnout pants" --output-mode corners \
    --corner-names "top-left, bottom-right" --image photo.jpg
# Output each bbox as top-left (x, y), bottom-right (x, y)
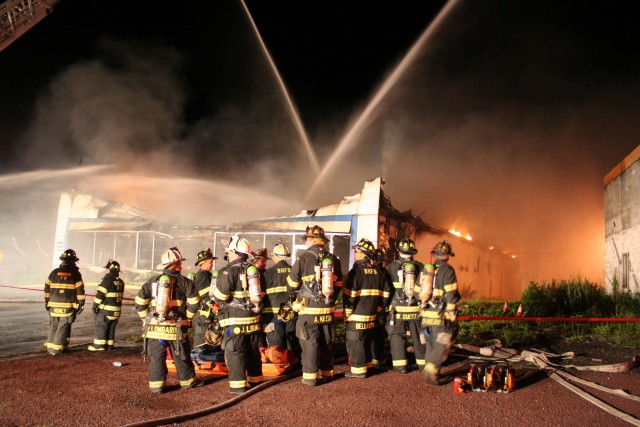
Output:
top-left (370, 314), bottom-right (387, 365)
top-left (424, 321), bottom-right (459, 371)
top-left (286, 315), bottom-right (302, 358)
top-left (263, 317), bottom-right (287, 348)
top-left (91, 311), bottom-right (118, 350)
top-left (147, 337), bottom-right (196, 391)
top-left (346, 324), bottom-right (373, 375)
top-left (297, 318), bottom-right (334, 381)
top-left (223, 331), bottom-right (263, 391)
top-left (46, 314), bottom-right (74, 354)
top-left (192, 312), bottom-right (207, 349)
top-left (386, 316), bottom-right (426, 369)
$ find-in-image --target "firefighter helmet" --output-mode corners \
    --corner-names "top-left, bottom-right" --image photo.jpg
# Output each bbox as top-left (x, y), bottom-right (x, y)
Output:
top-left (432, 240), bottom-right (455, 258)
top-left (353, 238), bottom-right (375, 258)
top-left (373, 248), bottom-right (386, 263)
top-left (304, 225), bottom-right (327, 242)
top-left (158, 247), bottom-right (186, 268)
top-left (60, 249), bottom-right (79, 262)
top-left (104, 259), bottom-right (120, 271)
top-left (253, 248), bottom-right (268, 259)
top-left (225, 236), bottom-right (252, 256)
top-left (397, 238), bottom-right (418, 255)
top-left (271, 243), bottom-right (291, 258)
top-left (195, 248), bottom-right (216, 266)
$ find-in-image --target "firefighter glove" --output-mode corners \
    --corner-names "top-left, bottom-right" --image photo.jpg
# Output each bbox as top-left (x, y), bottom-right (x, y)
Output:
top-left (291, 299), bottom-right (305, 312)
top-left (76, 304), bottom-right (84, 315)
top-left (92, 304), bottom-right (100, 315)
top-left (443, 310), bottom-right (457, 322)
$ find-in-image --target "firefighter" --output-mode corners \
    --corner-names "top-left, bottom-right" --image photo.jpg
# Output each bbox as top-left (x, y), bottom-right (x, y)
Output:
top-left (211, 236), bottom-right (264, 395)
top-left (287, 225), bottom-right (343, 386)
top-left (421, 240), bottom-right (460, 385)
top-left (262, 243), bottom-right (298, 354)
top-left (370, 248), bottom-right (392, 367)
top-left (44, 249), bottom-right (85, 356)
top-left (252, 248), bottom-right (268, 347)
top-left (386, 237), bottom-right (426, 373)
top-left (134, 247), bottom-right (202, 394)
top-left (191, 248), bottom-right (217, 361)
top-left (343, 239), bottom-right (391, 378)
top-left (88, 259), bottom-right (125, 351)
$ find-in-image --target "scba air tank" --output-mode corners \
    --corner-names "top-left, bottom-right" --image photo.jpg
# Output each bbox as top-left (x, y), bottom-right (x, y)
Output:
top-left (403, 262), bottom-right (417, 300)
top-left (154, 275), bottom-right (172, 319)
top-left (246, 265), bottom-right (262, 306)
top-left (321, 257), bottom-right (334, 302)
top-left (420, 263), bottom-right (435, 304)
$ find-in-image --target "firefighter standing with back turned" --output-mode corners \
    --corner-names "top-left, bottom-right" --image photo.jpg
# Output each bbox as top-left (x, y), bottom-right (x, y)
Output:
top-left (420, 240), bottom-right (461, 385)
top-left (386, 238), bottom-right (426, 373)
top-left (134, 247), bottom-right (202, 394)
top-left (211, 236), bottom-right (264, 395)
top-left (343, 238), bottom-right (391, 378)
top-left (191, 248), bottom-right (217, 361)
top-left (287, 225), bottom-right (343, 386)
top-left (44, 249), bottom-right (85, 356)
top-left (264, 243), bottom-right (300, 357)
top-left (371, 247), bottom-right (392, 367)
top-left (88, 259), bottom-right (125, 351)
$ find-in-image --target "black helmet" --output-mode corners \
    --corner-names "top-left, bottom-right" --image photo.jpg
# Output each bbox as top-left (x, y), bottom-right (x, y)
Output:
top-left (353, 238), bottom-right (375, 258)
top-left (373, 248), bottom-right (386, 263)
top-left (104, 259), bottom-right (120, 271)
top-left (432, 240), bottom-right (455, 258)
top-left (195, 248), bottom-right (216, 266)
top-left (304, 225), bottom-right (327, 242)
top-left (397, 238), bottom-right (418, 255)
top-left (252, 248), bottom-right (268, 259)
top-left (60, 249), bottom-right (79, 262)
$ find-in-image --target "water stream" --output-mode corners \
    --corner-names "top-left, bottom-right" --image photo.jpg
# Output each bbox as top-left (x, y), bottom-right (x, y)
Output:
top-left (305, 0), bottom-right (460, 202)
top-left (240, 0), bottom-right (320, 173)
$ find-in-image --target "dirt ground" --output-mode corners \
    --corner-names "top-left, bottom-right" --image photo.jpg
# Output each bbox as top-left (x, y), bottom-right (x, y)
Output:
top-left (0, 337), bottom-right (638, 427)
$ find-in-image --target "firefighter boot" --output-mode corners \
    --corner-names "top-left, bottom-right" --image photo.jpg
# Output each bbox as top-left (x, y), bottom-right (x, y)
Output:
top-left (423, 362), bottom-right (440, 386)
top-left (344, 370), bottom-right (366, 379)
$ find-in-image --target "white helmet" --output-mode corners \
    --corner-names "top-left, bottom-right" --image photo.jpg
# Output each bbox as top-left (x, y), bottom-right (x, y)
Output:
top-left (157, 247), bottom-right (186, 269)
top-left (271, 243), bottom-right (291, 258)
top-left (225, 236), bottom-right (252, 256)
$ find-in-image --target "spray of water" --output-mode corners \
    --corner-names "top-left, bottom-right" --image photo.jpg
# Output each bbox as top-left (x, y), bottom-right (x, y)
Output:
top-left (240, 0), bottom-right (320, 173)
top-left (305, 0), bottom-right (460, 201)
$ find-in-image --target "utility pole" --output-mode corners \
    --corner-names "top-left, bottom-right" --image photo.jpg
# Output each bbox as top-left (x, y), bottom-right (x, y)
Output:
top-left (0, 0), bottom-right (61, 52)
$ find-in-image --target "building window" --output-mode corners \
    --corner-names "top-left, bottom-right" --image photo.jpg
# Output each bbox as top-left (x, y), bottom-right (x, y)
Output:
top-left (622, 252), bottom-right (630, 290)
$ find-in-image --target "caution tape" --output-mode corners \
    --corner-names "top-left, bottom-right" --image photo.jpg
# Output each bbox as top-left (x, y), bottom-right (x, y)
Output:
top-left (1, 287), bottom-right (638, 322)
top-left (458, 315), bottom-right (640, 322)
top-left (0, 285), bottom-right (136, 302)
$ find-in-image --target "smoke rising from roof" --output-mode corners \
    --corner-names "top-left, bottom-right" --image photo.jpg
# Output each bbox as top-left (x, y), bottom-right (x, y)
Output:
top-left (304, 0), bottom-right (639, 284)
top-left (1, 1), bottom-right (638, 288)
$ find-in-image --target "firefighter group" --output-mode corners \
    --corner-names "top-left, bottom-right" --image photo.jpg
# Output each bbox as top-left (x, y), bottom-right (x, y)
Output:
top-left (44, 225), bottom-right (460, 394)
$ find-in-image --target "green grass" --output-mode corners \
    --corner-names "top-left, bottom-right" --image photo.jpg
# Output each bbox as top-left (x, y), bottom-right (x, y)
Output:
top-left (457, 278), bottom-right (640, 349)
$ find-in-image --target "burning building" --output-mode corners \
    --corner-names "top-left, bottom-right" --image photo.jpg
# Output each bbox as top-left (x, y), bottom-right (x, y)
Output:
top-left (604, 145), bottom-right (640, 293)
top-left (52, 177), bottom-right (521, 299)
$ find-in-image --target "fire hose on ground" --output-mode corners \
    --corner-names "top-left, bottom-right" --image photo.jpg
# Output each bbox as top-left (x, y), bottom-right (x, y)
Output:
top-left (121, 356), bottom-right (349, 427)
top-left (453, 343), bottom-right (640, 426)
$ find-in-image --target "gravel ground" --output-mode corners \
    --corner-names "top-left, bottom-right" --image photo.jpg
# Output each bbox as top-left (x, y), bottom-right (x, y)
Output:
top-left (0, 338), bottom-right (638, 427)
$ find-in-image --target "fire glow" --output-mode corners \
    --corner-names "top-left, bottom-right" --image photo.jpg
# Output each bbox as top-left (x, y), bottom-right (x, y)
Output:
top-left (449, 229), bottom-right (472, 241)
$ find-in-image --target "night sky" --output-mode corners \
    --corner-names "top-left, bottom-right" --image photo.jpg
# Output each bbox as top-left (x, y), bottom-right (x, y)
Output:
top-left (1, 0), bottom-right (639, 284)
